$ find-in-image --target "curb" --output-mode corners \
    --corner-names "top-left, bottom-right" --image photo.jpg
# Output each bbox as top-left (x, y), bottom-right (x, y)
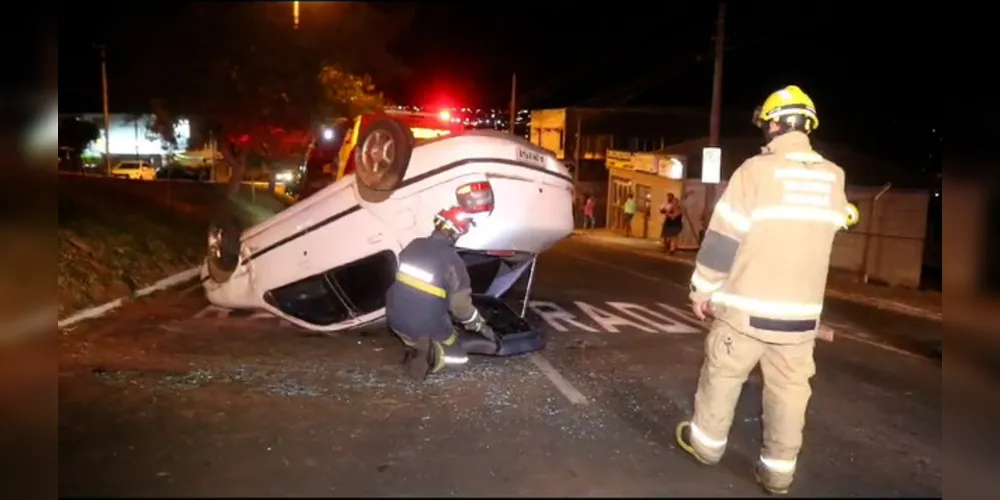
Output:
top-left (53, 267), bottom-right (202, 332)
top-left (572, 233), bottom-right (942, 322)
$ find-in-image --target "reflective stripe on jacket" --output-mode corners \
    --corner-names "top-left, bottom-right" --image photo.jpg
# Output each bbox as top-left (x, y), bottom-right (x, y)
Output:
top-left (689, 132), bottom-right (850, 344)
top-left (386, 232), bottom-right (477, 337)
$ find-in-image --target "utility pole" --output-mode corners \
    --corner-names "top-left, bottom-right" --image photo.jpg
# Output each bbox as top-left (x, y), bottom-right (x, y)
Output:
top-left (509, 73), bottom-right (517, 134)
top-left (702, 1), bottom-right (726, 235)
top-left (209, 129), bottom-right (217, 182)
top-left (573, 112), bottom-right (583, 184)
top-left (709, 1), bottom-right (726, 147)
top-left (99, 44), bottom-right (112, 175)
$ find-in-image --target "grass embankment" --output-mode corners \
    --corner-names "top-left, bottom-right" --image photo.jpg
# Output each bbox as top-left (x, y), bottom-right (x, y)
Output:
top-left (57, 176), bottom-right (292, 317)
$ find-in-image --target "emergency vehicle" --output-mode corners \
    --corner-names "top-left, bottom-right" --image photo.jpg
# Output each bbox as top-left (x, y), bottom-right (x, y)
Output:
top-left (294, 109), bottom-right (467, 200)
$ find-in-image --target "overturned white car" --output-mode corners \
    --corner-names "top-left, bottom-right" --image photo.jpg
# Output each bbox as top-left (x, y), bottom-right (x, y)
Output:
top-left (201, 117), bottom-right (574, 353)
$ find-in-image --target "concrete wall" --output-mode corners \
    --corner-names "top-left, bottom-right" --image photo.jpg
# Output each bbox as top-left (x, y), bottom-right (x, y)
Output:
top-left (681, 180), bottom-right (931, 288)
top-left (833, 188), bottom-right (930, 287)
top-left (57, 173), bottom-right (289, 223)
top-left (943, 180), bottom-right (986, 294)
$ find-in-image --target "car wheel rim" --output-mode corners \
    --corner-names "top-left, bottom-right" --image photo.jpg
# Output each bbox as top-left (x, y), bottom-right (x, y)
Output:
top-left (208, 227), bottom-right (224, 259)
top-left (359, 130), bottom-right (395, 181)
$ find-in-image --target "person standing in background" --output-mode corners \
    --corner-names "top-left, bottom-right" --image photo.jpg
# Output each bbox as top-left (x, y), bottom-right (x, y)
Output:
top-left (583, 194), bottom-right (596, 229)
top-left (660, 192), bottom-right (684, 253)
top-left (622, 193), bottom-right (637, 237)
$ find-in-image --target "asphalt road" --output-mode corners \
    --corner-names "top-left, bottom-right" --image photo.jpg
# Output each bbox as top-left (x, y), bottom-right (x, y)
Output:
top-left (50, 237), bottom-right (952, 497)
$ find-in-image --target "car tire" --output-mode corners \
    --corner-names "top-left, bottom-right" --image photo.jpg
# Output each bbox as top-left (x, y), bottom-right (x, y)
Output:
top-left (353, 117), bottom-right (414, 202)
top-left (206, 205), bottom-right (245, 283)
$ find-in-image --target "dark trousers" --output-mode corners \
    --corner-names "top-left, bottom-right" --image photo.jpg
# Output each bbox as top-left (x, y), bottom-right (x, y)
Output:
top-left (389, 317), bottom-right (456, 347)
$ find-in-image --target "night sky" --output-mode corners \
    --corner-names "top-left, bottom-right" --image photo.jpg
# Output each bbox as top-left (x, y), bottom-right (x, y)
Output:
top-left (59, 2), bottom-right (942, 170)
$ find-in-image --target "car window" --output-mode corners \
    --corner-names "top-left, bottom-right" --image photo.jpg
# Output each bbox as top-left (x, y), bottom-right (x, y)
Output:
top-left (266, 274), bottom-right (353, 326)
top-left (459, 252), bottom-right (506, 294)
top-left (331, 250), bottom-right (398, 315)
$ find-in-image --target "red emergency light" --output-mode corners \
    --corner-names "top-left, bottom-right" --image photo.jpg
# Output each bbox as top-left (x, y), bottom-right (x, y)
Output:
top-left (456, 181), bottom-right (494, 214)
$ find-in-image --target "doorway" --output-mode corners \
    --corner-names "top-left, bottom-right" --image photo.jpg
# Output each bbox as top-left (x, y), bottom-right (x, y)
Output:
top-left (634, 183), bottom-right (653, 239)
top-left (608, 177), bottom-right (633, 231)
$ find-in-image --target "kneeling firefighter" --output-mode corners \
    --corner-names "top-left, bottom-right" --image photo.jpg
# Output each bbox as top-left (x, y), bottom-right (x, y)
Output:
top-left (675, 85), bottom-right (853, 495)
top-left (385, 206), bottom-right (498, 381)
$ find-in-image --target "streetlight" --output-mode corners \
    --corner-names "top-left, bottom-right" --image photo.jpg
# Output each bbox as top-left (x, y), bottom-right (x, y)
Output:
top-left (292, 1), bottom-right (299, 30)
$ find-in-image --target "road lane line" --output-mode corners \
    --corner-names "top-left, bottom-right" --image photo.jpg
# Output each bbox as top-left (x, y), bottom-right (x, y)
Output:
top-left (556, 249), bottom-right (688, 289)
top-left (193, 306), bottom-right (219, 319)
top-left (571, 236), bottom-right (943, 322)
top-left (832, 331), bottom-right (926, 360)
top-left (555, 248), bottom-right (930, 360)
top-left (529, 353), bottom-right (589, 406)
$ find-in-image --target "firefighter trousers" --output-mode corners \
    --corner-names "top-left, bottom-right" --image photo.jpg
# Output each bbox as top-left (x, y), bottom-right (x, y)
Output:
top-left (692, 320), bottom-right (816, 466)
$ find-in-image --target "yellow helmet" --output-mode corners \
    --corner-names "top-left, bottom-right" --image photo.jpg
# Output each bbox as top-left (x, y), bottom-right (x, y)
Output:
top-left (845, 202), bottom-right (860, 227)
top-left (752, 85), bottom-right (819, 133)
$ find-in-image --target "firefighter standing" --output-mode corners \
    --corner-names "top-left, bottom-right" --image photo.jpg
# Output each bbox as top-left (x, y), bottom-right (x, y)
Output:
top-left (675, 85), bottom-right (854, 495)
top-left (386, 206), bottom-right (497, 381)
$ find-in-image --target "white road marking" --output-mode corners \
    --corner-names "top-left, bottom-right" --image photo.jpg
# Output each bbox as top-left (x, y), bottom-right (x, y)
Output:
top-left (529, 353), bottom-right (589, 406)
top-left (193, 305), bottom-right (226, 319)
top-left (831, 330), bottom-right (925, 360)
top-left (559, 250), bottom-right (687, 289)
top-left (608, 301), bottom-right (701, 334)
top-left (656, 303), bottom-right (706, 328)
top-left (527, 301), bottom-right (599, 333)
top-left (557, 249), bottom-right (925, 359)
top-left (575, 301), bottom-right (658, 333)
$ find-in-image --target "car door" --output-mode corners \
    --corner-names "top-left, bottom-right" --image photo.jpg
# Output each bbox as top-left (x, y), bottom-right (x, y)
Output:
top-left (253, 184), bottom-right (403, 330)
top-left (298, 206), bottom-right (402, 328)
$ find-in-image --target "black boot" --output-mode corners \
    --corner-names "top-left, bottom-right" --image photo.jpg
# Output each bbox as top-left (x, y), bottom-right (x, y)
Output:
top-left (403, 337), bottom-right (434, 381)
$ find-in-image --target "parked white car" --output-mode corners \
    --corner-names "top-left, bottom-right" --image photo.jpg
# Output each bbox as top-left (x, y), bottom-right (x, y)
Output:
top-left (201, 118), bottom-right (575, 343)
top-left (110, 160), bottom-right (157, 181)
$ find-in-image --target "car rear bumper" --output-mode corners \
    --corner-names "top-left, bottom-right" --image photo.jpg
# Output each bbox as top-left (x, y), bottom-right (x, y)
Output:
top-left (456, 174), bottom-right (574, 255)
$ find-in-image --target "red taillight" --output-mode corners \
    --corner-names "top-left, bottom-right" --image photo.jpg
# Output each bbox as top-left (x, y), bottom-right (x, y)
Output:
top-left (456, 181), bottom-right (494, 214)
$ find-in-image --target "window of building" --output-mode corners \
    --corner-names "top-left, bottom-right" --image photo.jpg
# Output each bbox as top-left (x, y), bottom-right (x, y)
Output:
top-left (582, 134), bottom-right (612, 158)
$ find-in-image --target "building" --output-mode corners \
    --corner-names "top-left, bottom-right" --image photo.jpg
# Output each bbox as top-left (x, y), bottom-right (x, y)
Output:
top-left (603, 149), bottom-right (688, 239)
top-left (59, 113), bottom-right (192, 166)
top-left (529, 106), bottom-right (747, 227)
top-left (602, 135), bottom-right (934, 288)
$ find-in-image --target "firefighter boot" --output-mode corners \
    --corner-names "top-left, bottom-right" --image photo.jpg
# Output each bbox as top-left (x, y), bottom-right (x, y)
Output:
top-left (675, 421), bottom-right (725, 465)
top-left (404, 337), bottom-right (469, 381)
top-left (753, 459), bottom-right (795, 495)
top-left (403, 337), bottom-right (434, 381)
top-left (430, 341), bottom-right (469, 374)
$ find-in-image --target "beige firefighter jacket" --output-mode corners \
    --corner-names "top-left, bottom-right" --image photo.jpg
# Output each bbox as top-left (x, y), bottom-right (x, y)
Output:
top-left (689, 132), bottom-right (850, 344)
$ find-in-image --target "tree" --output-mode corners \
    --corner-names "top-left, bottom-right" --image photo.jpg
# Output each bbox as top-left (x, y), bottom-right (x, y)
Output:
top-left (316, 65), bottom-right (387, 125)
top-left (147, 98), bottom-right (177, 151)
top-left (58, 118), bottom-right (100, 156)
top-left (154, 3), bottom-right (414, 198)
